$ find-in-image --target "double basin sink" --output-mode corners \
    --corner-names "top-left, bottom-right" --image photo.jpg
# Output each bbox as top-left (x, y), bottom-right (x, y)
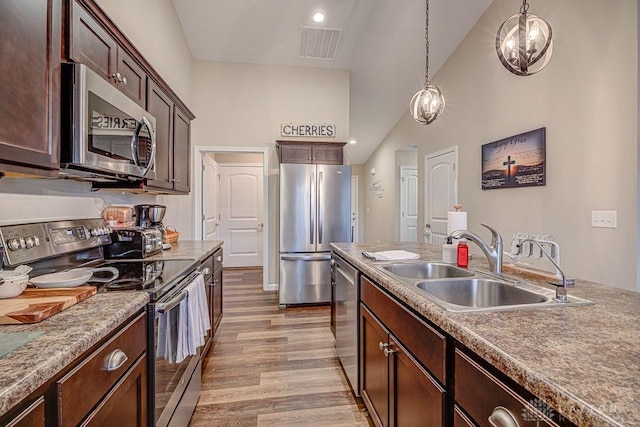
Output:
top-left (376, 262), bottom-right (592, 313)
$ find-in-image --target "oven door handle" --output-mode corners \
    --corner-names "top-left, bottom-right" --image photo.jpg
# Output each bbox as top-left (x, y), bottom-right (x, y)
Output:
top-left (156, 290), bottom-right (187, 314)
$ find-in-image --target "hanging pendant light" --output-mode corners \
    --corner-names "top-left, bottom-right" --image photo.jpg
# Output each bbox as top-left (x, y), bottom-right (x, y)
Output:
top-left (496, 0), bottom-right (553, 76)
top-left (409, 0), bottom-right (445, 125)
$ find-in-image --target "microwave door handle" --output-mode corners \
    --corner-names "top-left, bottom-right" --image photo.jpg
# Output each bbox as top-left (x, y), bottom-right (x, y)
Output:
top-left (131, 122), bottom-right (141, 167)
top-left (131, 116), bottom-right (156, 176)
top-left (139, 116), bottom-right (156, 177)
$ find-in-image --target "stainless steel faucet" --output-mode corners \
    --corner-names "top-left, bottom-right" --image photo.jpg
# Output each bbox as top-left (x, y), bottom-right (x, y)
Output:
top-left (517, 238), bottom-right (575, 303)
top-left (449, 224), bottom-right (503, 275)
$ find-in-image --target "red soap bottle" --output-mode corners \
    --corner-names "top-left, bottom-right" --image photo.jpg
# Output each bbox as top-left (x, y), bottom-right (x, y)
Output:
top-left (457, 241), bottom-right (469, 268)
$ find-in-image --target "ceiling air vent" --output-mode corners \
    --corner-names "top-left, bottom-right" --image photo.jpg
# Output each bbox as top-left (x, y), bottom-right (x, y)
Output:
top-left (298, 27), bottom-right (342, 60)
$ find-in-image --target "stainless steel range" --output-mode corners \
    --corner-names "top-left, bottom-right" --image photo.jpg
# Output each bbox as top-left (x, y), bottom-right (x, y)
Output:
top-left (0, 218), bottom-right (205, 427)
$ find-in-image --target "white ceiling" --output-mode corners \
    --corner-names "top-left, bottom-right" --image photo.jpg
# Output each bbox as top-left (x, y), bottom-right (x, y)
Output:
top-left (171, 0), bottom-right (494, 164)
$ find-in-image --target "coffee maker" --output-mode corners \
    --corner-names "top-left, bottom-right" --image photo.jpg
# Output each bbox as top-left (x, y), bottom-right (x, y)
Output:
top-left (134, 204), bottom-right (167, 241)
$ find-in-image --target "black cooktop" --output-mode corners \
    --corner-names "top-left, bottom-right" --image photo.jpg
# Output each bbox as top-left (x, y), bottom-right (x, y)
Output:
top-left (98, 259), bottom-right (197, 300)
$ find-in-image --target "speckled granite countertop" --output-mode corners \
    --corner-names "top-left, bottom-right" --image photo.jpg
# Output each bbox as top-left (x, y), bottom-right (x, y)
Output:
top-left (331, 242), bottom-right (640, 427)
top-left (0, 291), bottom-right (148, 418)
top-left (147, 240), bottom-right (222, 262)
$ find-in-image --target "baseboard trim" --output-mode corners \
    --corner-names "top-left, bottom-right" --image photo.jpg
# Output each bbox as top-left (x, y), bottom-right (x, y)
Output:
top-left (264, 283), bottom-right (278, 292)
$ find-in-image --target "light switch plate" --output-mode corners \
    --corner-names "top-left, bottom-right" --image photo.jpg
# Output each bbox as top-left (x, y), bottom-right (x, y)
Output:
top-left (591, 211), bottom-right (617, 228)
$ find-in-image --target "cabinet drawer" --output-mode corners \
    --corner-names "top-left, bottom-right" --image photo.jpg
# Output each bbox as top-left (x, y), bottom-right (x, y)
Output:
top-left (361, 276), bottom-right (446, 384)
top-left (455, 349), bottom-right (556, 427)
top-left (5, 397), bottom-right (45, 427)
top-left (57, 313), bottom-right (146, 426)
top-left (201, 255), bottom-right (214, 281)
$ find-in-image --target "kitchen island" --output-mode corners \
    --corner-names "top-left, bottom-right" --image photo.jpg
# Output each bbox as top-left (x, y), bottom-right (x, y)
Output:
top-left (0, 240), bottom-right (222, 424)
top-left (332, 242), bottom-right (639, 427)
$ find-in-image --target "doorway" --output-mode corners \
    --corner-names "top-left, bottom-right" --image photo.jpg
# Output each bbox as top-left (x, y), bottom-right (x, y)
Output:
top-left (424, 146), bottom-right (458, 245)
top-left (194, 147), bottom-right (269, 288)
top-left (217, 163), bottom-right (264, 267)
top-left (395, 146), bottom-right (418, 242)
top-left (399, 166), bottom-right (418, 242)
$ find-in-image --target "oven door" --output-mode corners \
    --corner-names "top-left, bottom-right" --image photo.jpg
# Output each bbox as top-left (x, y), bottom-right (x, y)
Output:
top-left (66, 63), bottom-right (156, 179)
top-left (152, 284), bottom-right (202, 427)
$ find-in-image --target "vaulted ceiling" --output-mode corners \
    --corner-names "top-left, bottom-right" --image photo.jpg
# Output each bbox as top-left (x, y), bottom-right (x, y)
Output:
top-left (171, 0), bottom-right (494, 164)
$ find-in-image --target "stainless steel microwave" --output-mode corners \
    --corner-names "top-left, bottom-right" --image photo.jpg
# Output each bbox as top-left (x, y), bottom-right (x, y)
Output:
top-left (60, 63), bottom-right (156, 182)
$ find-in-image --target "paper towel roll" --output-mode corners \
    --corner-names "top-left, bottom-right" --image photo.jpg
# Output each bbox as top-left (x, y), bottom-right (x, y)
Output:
top-left (447, 211), bottom-right (467, 235)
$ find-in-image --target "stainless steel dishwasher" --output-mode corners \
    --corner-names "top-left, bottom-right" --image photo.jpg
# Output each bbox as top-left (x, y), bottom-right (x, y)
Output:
top-left (332, 253), bottom-right (360, 396)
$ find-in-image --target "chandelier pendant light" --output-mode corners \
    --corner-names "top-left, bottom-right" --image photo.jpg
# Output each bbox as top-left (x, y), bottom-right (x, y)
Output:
top-left (496, 0), bottom-right (553, 76)
top-left (409, 0), bottom-right (445, 125)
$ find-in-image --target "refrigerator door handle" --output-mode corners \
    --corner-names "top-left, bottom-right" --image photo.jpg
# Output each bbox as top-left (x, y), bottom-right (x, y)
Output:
top-left (318, 171), bottom-right (323, 244)
top-left (310, 171), bottom-right (315, 245)
top-left (281, 254), bottom-right (332, 261)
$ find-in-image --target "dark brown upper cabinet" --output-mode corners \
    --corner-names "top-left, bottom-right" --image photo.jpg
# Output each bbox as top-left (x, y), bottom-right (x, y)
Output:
top-left (69, 0), bottom-right (146, 107)
top-left (68, 0), bottom-right (195, 194)
top-left (276, 141), bottom-right (345, 165)
top-left (0, 0), bottom-right (62, 177)
top-left (144, 80), bottom-right (190, 193)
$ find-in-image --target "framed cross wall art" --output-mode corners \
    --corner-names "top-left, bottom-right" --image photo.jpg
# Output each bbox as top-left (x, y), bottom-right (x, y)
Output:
top-left (481, 128), bottom-right (546, 190)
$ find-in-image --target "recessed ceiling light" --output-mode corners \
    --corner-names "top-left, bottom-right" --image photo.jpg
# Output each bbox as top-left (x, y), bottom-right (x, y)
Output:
top-left (313, 11), bottom-right (325, 23)
top-left (348, 139), bottom-right (357, 145)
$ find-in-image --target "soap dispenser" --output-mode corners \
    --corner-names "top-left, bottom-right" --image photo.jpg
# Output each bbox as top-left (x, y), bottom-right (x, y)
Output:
top-left (442, 237), bottom-right (456, 264)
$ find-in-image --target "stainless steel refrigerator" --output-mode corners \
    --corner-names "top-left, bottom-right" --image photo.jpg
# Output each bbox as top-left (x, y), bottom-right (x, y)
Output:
top-left (279, 163), bottom-right (351, 306)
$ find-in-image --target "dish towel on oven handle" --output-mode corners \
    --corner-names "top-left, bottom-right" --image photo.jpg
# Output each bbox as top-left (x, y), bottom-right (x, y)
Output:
top-left (176, 273), bottom-right (211, 363)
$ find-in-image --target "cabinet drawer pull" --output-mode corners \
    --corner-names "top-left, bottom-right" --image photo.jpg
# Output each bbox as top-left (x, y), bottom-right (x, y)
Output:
top-left (216, 255), bottom-right (222, 262)
top-left (488, 406), bottom-right (519, 427)
top-left (378, 342), bottom-right (389, 350)
top-left (202, 267), bottom-right (211, 275)
top-left (103, 349), bottom-right (128, 372)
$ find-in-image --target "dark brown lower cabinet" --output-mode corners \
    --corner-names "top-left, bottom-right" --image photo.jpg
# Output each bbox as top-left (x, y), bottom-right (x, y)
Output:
top-left (361, 305), bottom-right (444, 427)
top-left (454, 349), bottom-right (559, 427)
top-left (348, 259), bottom-right (578, 427)
top-left (5, 397), bottom-right (45, 427)
top-left (361, 306), bottom-right (389, 426)
top-left (392, 336), bottom-right (444, 426)
top-left (81, 355), bottom-right (148, 427)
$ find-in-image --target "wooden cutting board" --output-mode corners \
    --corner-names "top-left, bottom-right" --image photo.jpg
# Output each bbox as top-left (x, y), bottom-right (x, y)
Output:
top-left (0, 286), bottom-right (97, 324)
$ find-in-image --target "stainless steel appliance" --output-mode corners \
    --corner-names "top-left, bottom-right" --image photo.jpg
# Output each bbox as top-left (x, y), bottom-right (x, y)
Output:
top-left (0, 219), bottom-right (205, 427)
top-left (60, 63), bottom-right (157, 182)
top-left (332, 253), bottom-right (360, 396)
top-left (105, 227), bottom-right (163, 259)
top-left (279, 163), bottom-right (351, 305)
top-left (135, 204), bottom-right (167, 242)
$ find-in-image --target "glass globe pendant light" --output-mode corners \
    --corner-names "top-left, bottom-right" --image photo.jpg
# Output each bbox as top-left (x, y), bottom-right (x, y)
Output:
top-left (409, 0), bottom-right (444, 125)
top-left (496, 0), bottom-right (553, 76)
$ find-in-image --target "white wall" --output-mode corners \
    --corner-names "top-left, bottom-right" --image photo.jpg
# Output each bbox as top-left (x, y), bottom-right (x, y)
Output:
top-left (168, 61), bottom-right (350, 285)
top-left (365, 0), bottom-right (638, 290)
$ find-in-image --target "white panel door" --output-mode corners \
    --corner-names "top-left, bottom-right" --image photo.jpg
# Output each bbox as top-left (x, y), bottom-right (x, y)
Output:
top-left (351, 175), bottom-right (359, 242)
top-left (202, 155), bottom-right (219, 240)
top-left (400, 167), bottom-right (418, 242)
top-left (218, 166), bottom-right (264, 267)
top-left (425, 148), bottom-right (457, 246)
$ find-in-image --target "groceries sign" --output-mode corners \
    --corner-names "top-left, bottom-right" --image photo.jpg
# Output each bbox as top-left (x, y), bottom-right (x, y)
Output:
top-left (280, 123), bottom-right (336, 138)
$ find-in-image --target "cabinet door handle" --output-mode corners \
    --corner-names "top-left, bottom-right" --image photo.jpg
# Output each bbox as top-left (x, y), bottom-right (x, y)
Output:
top-left (202, 267), bottom-right (211, 275)
top-left (103, 349), bottom-right (128, 372)
top-left (121, 76), bottom-right (127, 85)
top-left (488, 406), bottom-right (519, 427)
top-left (216, 256), bottom-right (222, 262)
top-left (383, 347), bottom-right (396, 357)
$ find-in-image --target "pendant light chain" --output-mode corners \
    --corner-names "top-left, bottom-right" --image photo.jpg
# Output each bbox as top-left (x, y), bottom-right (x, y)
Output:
top-left (424, 0), bottom-right (430, 87)
top-left (520, 0), bottom-right (529, 14)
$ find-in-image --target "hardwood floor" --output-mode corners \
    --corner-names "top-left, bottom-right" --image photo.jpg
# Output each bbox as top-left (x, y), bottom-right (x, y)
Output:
top-left (190, 268), bottom-right (372, 426)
